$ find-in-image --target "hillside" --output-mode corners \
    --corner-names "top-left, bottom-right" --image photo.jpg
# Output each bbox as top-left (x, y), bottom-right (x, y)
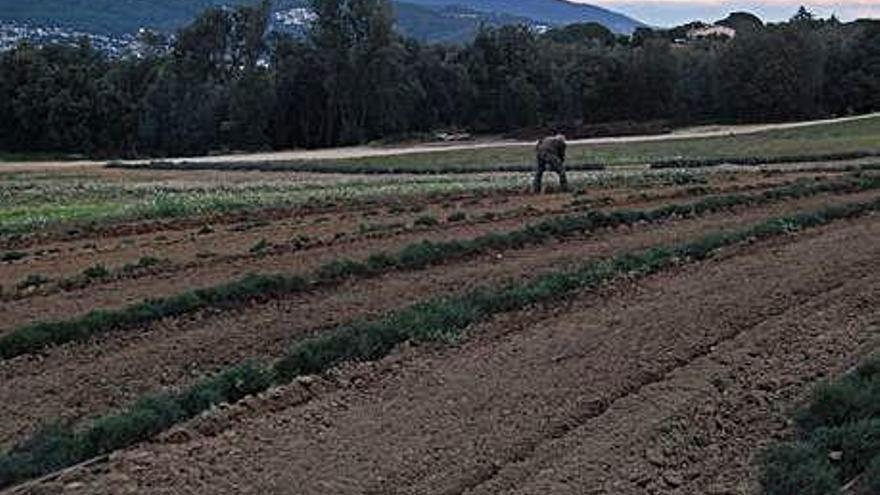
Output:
top-left (0, 0), bottom-right (643, 40)
top-left (0, 0), bottom-right (244, 35)
top-left (392, 3), bottom-right (542, 42)
top-left (403, 0), bottom-right (644, 33)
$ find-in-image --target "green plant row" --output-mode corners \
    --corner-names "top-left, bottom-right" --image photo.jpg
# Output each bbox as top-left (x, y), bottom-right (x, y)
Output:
top-left (2, 196), bottom-right (878, 490)
top-left (0, 362), bottom-right (272, 489)
top-left (650, 151), bottom-right (880, 169)
top-left (1, 175), bottom-right (877, 362)
top-left (0, 274), bottom-right (309, 360)
top-left (108, 160), bottom-right (607, 175)
top-left (761, 357), bottom-right (880, 495)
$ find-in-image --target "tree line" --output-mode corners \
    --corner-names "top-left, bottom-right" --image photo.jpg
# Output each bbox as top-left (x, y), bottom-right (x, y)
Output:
top-left (1, 1), bottom-right (878, 158)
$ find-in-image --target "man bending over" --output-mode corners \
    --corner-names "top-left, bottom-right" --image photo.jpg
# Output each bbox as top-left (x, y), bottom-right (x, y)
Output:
top-left (534, 134), bottom-right (569, 193)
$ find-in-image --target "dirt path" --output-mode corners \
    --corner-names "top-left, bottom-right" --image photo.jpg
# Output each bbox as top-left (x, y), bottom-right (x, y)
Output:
top-left (2, 113), bottom-right (877, 171)
top-left (27, 204), bottom-right (880, 495)
top-left (0, 175), bottom-right (812, 332)
top-left (0, 190), bottom-right (876, 453)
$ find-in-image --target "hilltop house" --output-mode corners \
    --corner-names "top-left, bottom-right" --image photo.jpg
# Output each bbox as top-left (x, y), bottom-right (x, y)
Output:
top-left (687, 24), bottom-right (736, 40)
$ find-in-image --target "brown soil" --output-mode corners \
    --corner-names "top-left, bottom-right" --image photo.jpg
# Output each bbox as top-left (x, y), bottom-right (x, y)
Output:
top-left (20, 202), bottom-right (879, 495)
top-left (0, 188), bottom-right (876, 453)
top-left (0, 170), bottom-right (804, 288)
top-left (0, 173), bottom-right (838, 331)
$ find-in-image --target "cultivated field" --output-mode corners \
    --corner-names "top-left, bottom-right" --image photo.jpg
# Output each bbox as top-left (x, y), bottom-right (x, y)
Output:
top-left (1, 118), bottom-right (879, 494)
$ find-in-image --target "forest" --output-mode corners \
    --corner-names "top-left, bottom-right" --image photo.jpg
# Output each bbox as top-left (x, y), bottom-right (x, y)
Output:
top-left (0, 0), bottom-right (878, 158)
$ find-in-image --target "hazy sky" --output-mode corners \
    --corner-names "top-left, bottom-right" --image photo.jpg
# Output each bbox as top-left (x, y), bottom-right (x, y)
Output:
top-left (581, 0), bottom-right (880, 26)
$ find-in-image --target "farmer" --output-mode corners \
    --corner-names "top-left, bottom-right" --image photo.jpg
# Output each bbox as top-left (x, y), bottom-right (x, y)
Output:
top-left (533, 134), bottom-right (569, 193)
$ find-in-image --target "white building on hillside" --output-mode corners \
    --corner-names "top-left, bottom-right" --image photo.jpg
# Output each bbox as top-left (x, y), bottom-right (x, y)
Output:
top-left (687, 25), bottom-right (736, 40)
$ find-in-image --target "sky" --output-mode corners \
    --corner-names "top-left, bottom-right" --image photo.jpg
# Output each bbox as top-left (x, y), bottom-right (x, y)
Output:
top-left (581, 0), bottom-right (880, 26)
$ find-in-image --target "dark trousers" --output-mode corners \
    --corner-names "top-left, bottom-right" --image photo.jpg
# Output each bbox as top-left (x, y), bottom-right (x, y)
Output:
top-left (534, 152), bottom-right (569, 193)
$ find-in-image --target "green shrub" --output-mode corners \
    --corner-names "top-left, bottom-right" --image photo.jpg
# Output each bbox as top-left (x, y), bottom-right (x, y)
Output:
top-left (82, 264), bottom-right (110, 280)
top-left (810, 419), bottom-right (880, 482)
top-left (447, 212), bottom-right (467, 222)
top-left (761, 354), bottom-right (880, 493)
top-left (863, 455), bottom-right (880, 494)
top-left (250, 238), bottom-right (271, 254)
top-left (316, 259), bottom-right (370, 280)
top-left (759, 442), bottom-right (840, 495)
top-left (796, 377), bottom-right (880, 432)
top-left (414, 215), bottom-right (439, 227)
top-left (1, 251), bottom-right (27, 262)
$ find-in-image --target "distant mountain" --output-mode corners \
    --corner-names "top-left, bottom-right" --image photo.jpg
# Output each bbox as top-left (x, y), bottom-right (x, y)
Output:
top-left (402, 0), bottom-right (644, 33)
top-left (0, 0), bottom-right (243, 35)
top-left (0, 0), bottom-right (644, 44)
top-left (387, 3), bottom-right (544, 42)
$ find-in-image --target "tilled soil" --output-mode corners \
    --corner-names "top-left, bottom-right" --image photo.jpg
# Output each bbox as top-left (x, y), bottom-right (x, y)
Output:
top-left (0, 185), bottom-right (562, 287)
top-left (0, 174), bottom-right (843, 331)
top-left (0, 189), bottom-right (876, 452)
top-left (32, 212), bottom-right (880, 495)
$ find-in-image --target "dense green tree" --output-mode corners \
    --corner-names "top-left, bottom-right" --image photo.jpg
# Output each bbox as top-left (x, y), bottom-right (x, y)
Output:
top-left (1, 3), bottom-right (878, 158)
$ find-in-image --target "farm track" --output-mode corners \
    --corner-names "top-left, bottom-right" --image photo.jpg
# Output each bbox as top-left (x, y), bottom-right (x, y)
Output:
top-left (0, 174), bottom-right (818, 329)
top-left (3, 111), bottom-right (876, 171)
top-left (22, 200), bottom-right (880, 495)
top-left (0, 171), bottom-right (809, 287)
top-left (0, 187), bottom-right (876, 452)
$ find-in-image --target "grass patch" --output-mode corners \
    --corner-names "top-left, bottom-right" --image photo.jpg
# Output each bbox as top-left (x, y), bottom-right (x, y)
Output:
top-left (760, 356), bottom-right (880, 494)
top-left (0, 175), bottom-right (877, 362)
top-left (413, 215), bottom-right (439, 227)
top-left (127, 116), bottom-right (880, 173)
top-left (0, 151), bottom-right (83, 162)
top-left (1, 251), bottom-right (27, 262)
top-left (82, 264), bottom-right (110, 281)
top-left (2, 196), bottom-right (878, 490)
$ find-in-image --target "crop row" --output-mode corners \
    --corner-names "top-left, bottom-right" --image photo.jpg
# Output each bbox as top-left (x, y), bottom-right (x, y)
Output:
top-left (1, 174), bottom-right (877, 362)
top-left (650, 152), bottom-right (880, 169)
top-left (761, 356), bottom-right (880, 494)
top-left (1, 196), bottom-right (878, 490)
top-left (0, 171), bottom-right (715, 299)
top-left (115, 153), bottom-right (880, 175)
top-left (109, 160), bottom-right (607, 175)
top-left (0, 169), bottom-right (718, 241)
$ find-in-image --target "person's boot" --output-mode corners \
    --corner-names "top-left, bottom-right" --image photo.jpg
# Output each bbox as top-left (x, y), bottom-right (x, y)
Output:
top-left (558, 172), bottom-right (569, 192)
top-left (532, 172), bottom-right (543, 194)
